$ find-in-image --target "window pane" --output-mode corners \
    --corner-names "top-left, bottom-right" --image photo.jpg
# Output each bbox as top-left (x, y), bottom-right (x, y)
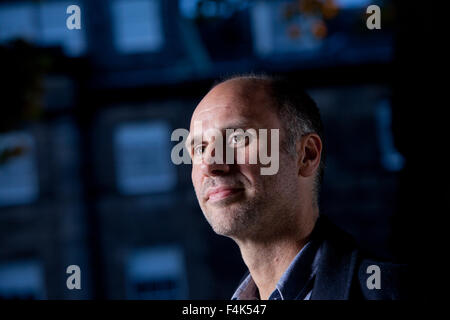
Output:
top-left (39, 1), bottom-right (86, 57)
top-left (0, 3), bottom-right (37, 43)
top-left (125, 246), bottom-right (188, 299)
top-left (0, 131), bottom-right (39, 207)
top-left (114, 121), bottom-right (176, 195)
top-left (0, 260), bottom-right (46, 300)
top-left (111, 0), bottom-right (164, 54)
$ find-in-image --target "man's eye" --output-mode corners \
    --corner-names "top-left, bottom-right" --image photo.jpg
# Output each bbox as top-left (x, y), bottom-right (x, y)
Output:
top-left (229, 133), bottom-right (247, 146)
top-left (193, 145), bottom-right (205, 156)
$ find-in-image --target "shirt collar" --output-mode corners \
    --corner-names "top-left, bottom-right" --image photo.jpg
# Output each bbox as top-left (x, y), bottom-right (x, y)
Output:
top-left (231, 239), bottom-right (322, 300)
top-left (231, 272), bottom-right (259, 300)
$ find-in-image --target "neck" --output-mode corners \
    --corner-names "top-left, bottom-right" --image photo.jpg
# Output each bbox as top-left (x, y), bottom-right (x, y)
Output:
top-left (234, 208), bottom-right (318, 300)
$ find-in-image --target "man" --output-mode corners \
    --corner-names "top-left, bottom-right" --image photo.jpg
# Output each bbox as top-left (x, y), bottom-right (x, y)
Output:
top-left (187, 74), bottom-right (407, 300)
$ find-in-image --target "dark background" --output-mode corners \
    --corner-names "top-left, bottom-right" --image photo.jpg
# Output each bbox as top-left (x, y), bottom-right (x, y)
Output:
top-left (0, 0), bottom-right (443, 299)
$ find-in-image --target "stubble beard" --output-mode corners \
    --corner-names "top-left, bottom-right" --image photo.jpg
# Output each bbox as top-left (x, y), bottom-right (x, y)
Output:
top-left (201, 188), bottom-right (267, 239)
top-left (201, 172), bottom-right (299, 241)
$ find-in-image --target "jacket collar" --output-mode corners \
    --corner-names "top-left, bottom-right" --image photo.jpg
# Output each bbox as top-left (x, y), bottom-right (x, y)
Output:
top-left (310, 216), bottom-right (359, 300)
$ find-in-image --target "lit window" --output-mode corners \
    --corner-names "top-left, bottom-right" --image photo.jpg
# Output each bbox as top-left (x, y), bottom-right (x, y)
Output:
top-left (0, 1), bottom-right (86, 57)
top-left (0, 131), bottom-right (39, 207)
top-left (39, 1), bottom-right (86, 57)
top-left (250, 0), bottom-right (376, 57)
top-left (0, 3), bottom-right (37, 43)
top-left (335, 0), bottom-right (371, 9)
top-left (111, 0), bottom-right (164, 54)
top-left (250, 1), bottom-right (324, 56)
top-left (375, 100), bottom-right (405, 172)
top-left (125, 246), bottom-right (188, 299)
top-left (114, 121), bottom-right (176, 195)
top-left (0, 260), bottom-right (46, 300)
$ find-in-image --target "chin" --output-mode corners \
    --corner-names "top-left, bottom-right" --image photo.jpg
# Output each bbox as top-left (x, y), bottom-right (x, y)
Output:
top-left (206, 209), bottom-right (251, 238)
top-left (201, 197), bottom-right (258, 237)
top-left (211, 223), bottom-right (243, 238)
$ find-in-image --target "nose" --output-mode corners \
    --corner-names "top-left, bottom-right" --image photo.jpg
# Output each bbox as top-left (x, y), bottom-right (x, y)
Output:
top-left (200, 143), bottom-right (231, 176)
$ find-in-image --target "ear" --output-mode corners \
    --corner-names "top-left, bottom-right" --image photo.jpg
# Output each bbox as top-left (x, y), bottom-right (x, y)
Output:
top-left (297, 133), bottom-right (322, 178)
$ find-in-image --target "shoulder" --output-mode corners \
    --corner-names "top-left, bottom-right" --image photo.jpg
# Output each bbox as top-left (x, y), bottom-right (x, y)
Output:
top-left (314, 215), bottom-right (409, 300)
top-left (355, 255), bottom-right (409, 300)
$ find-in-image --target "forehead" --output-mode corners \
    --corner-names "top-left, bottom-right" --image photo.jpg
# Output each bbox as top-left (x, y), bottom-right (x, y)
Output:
top-left (190, 80), bottom-right (280, 131)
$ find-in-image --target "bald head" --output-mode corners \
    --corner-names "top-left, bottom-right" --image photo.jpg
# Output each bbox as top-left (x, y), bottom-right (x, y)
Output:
top-left (191, 77), bottom-right (275, 130)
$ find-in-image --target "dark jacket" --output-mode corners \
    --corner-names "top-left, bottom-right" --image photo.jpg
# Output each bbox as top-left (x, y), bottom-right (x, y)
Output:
top-left (235, 216), bottom-right (409, 300)
top-left (309, 216), bottom-right (408, 300)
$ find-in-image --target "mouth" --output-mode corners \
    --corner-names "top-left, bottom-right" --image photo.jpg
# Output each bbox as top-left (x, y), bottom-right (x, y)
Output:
top-left (206, 187), bottom-right (244, 203)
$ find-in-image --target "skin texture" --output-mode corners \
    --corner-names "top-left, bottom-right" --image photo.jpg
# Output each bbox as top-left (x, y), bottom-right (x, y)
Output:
top-left (188, 78), bottom-right (323, 300)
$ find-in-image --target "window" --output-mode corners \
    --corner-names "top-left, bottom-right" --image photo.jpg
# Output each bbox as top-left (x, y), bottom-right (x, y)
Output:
top-left (125, 246), bottom-right (188, 299)
top-left (0, 3), bottom-right (37, 43)
top-left (39, 1), bottom-right (86, 57)
top-left (111, 0), bottom-right (164, 54)
top-left (249, 0), bottom-right (390, 61)
top-left (0, 1), bottom-right (86, 57)
top-left (0, 260), bottom-right (46, 300)
top-left (0, 131), bottom-right (39, 207)
top-left (114, 121), bottom-right (176, 195)
top-left (375, 100), bottom-right (405, 172)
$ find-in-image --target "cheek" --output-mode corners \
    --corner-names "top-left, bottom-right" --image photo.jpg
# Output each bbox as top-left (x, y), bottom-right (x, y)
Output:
top-left (191, 164), bottom-right (197, 178)
top-left (237, 163), bottom-right (260, 187)
top-left (239, 141), bottom-right (270, 178)
top-left (191, 166), bottom-right (201, 191)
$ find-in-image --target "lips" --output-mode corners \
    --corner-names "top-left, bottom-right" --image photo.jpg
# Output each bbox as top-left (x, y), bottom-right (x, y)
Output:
top-left (205, 186), bottom-right (244, 202)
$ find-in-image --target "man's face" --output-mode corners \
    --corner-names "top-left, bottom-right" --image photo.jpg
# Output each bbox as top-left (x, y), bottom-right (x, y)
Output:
top-left (189, 80), bottom-right (301, 240)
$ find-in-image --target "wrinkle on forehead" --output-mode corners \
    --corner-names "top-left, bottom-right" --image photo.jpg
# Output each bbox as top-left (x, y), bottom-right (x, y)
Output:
top-left (195, 104), bottom-right (233, 117)
top-left (191, 79), bottom-right (274, 128)
top-left (197, 79), bottom-right (271, 109)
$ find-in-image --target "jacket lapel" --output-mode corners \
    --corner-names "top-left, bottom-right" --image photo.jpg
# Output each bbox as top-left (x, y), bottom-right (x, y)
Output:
top-left (310, 236), bottom-right (359, 300)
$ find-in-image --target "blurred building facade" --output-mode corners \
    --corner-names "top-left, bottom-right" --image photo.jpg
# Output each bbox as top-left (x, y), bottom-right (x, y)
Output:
top-left (0, 0), bottom-right (408, 299)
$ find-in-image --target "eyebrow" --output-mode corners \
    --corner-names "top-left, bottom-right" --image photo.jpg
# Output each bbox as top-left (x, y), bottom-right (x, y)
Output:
top-left (186, 120), bottom-right (253, 149)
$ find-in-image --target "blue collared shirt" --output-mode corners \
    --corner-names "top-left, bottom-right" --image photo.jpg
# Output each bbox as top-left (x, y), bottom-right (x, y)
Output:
top-left (231, 240), bottom-right (322, 300)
